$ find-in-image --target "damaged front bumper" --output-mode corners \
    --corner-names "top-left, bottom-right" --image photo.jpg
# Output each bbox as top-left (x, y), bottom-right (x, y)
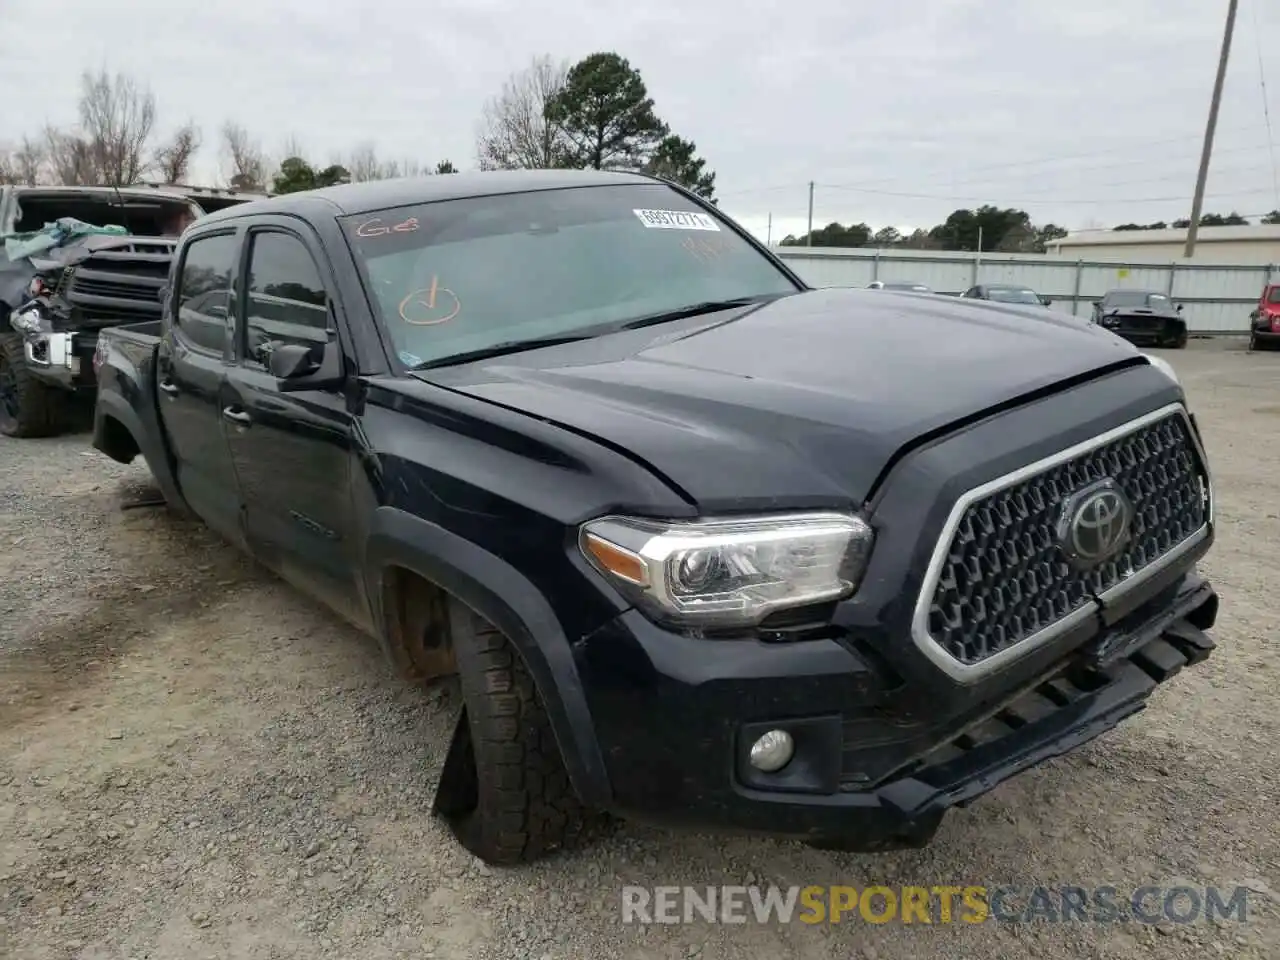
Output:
top-left (8, 300), bottom-right (96, 393)
top-left (580, 570), bottom-right (1218, 851)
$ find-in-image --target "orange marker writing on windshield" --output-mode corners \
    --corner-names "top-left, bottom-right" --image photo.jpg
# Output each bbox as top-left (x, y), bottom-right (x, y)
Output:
top-left (399, 275), bottom-right (460, 325)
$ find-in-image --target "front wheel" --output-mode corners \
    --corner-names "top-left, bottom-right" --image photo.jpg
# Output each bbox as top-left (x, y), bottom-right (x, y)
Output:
top-left (434, 601), bottom-right (592, 865)
top-left (0, 334), bottom-right (68, 438)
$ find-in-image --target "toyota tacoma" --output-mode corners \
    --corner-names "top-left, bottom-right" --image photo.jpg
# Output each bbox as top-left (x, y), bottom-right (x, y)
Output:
top-left (91, 170), bottom-right (1219, 864)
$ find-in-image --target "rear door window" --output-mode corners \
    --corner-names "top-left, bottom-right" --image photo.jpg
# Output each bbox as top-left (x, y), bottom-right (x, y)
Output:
top-left (175, 233), bottom-right (238, 355)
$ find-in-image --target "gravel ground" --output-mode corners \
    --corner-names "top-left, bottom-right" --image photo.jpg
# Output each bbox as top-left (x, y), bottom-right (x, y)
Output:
top-left (1, 340), bottom-right (1277, 960)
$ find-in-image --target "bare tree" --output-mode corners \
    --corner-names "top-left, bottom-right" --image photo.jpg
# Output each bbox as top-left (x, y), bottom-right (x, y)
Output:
top-left (77, 69), bottom-right (157, 185)
top-left (0, 137), bottom-right (47, 185)
top-left (153, 122), bottom-right (202, 184)
top-left (345, 143), bottom-right (430, 181)
top-left (347, 142), bottom-right (389, 182)
top-left (396, 159), bottom-right (427, 178)
top-left (222, 121), bottom-right (267, 191)
top-left (280, 133), bottom-right (306, 163)
top-left (45, 126), bottom-right (98, 186)
top-left (475, 55), bottom-right (569, 170)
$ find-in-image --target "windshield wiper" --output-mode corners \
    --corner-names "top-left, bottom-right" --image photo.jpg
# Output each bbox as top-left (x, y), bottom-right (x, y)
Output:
top-left (410, 334), bottom-right (596, 371)
top-left (618, 294), bottom-right (785, 331)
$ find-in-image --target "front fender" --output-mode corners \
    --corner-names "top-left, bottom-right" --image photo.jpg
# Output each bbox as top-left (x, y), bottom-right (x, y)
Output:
top-left (363, 506), bottom-right (612, 807)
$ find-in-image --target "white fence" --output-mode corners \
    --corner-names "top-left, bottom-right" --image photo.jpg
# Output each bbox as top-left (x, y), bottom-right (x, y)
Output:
top-left (772, 247), bottom-right (1280, 335)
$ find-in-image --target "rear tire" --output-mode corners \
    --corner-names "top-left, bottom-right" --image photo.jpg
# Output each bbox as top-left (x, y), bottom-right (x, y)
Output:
top-left (437, 600), bottom-right (590, 865)
top-left (0, 334), bottom-right (68, 438)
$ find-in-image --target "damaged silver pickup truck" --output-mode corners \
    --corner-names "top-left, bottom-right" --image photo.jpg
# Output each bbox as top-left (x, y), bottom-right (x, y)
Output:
top-left (0, 184), bottom-right (257, 437)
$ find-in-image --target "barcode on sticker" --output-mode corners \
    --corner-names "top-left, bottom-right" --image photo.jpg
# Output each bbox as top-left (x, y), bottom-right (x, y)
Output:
top-left (633, 209), bottom-right (720, 231)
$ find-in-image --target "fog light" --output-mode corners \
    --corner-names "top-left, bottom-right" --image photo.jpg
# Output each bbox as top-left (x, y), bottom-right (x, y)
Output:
top-left (749, 729), bottom-right (794, 773)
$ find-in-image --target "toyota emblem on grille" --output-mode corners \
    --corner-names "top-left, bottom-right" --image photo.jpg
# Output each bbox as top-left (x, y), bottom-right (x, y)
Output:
top-left (1057, 479), bottom-right (1134, 568)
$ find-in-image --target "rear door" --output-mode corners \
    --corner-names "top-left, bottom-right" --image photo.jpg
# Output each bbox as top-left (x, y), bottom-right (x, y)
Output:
top-left (155, 229), bottom-right (246, 547)
top-left (220, 220), bottom-right (368, 629)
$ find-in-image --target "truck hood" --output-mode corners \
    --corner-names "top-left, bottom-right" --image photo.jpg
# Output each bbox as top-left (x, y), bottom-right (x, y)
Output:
top-left (419, 288), bottom-right (1142, 510)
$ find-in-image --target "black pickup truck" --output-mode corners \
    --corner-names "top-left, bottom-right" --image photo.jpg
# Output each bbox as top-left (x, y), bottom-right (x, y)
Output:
top-left (92, 171), bottom-right (1219, 865)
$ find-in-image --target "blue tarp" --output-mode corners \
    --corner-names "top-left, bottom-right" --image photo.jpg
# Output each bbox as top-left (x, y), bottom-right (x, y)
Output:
top-left (3, 217), bottom-right (127, 261)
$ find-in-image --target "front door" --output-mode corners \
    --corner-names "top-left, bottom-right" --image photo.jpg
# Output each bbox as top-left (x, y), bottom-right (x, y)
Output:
top-left (155, 229), bottom-right (245, 548)
top-left (220, 224), bottom-right (367, 629)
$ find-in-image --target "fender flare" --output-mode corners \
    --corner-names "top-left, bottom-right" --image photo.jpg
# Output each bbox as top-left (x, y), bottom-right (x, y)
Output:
top-left (364, 506), bottom-right (612, 807)
top-left (94, 389), bottom-right (190, 516)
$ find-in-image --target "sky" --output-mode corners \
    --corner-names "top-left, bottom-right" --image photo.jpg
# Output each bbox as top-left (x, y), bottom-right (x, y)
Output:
top-left (2, 0), bottom-right (1279, 243)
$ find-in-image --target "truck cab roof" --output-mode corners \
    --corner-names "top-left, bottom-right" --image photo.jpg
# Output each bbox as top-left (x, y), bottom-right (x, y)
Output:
top-left (196, 169), bottom-right (656, 225)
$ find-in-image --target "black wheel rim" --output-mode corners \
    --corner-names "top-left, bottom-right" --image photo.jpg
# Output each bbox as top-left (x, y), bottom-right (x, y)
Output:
top-left (0, 355), bottom-right (19, 427)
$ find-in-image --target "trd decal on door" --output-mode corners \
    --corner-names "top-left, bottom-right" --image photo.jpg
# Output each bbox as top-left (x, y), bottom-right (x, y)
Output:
top-left (290, 510), bottom-right (338, 539)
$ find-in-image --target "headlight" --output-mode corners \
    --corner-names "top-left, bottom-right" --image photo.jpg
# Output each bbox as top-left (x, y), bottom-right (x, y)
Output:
top-left (1141, 352), bottom-right (1180, 386)
top-left (10, 303), bottom-right (51, 336)
top-left (579, 512), bottom-right (874, 629)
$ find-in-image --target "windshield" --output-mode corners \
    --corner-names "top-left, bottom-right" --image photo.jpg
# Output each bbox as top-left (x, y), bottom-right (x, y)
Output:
top-left (1268, 287), bottom-right (1280, 304)
top-left (988, 286), bottom-right (1041, 304)
top-left (1105, 291), bottom-right (1168, 309)
top-left (340, 183), bottom-right (799, 368)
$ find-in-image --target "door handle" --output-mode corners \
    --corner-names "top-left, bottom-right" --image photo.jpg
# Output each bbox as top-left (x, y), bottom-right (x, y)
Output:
top-left (222, 407), bottom-right (252, 426)
top-left (158, 380), bottom-right (179, 396)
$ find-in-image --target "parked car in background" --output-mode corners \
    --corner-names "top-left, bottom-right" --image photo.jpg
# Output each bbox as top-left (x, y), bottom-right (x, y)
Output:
top-left (1247, 283), bottom-right (1280, 352)
top-left (960, 283), bottom-right (1050, 307)
top-left (867, 280), bottom-right (932, 293)
top-left (1091, 289), bottom-right (1187, 349)
top-left (92, 170), bottom-right (1219, 866)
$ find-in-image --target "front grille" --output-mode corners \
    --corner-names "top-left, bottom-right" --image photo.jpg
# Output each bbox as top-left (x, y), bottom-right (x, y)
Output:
top-left (924, 410), bottom-right (1209, 668)
top-left (62, 252), bottom-right (170, 329)
top-left (1124, 316), bottom-right (1158, 330)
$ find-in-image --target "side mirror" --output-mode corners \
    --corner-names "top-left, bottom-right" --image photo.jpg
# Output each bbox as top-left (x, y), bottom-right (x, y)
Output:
top-left (268, 342), bottom-right (318, 379)
top-left (1176, 304), bottom-right (1184, 313)
top-left (269, 337), bottom-right (345, 392)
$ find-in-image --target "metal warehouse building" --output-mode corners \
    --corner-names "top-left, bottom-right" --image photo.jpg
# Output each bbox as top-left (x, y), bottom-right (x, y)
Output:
top-left (1045, 224), bottom-right (1280, 265)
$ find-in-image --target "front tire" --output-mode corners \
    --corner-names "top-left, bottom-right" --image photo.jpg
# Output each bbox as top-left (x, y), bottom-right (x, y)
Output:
top-left (0, 334), bottom-right (68, 438)
top-left (437, 601), bottom-right (590, 865)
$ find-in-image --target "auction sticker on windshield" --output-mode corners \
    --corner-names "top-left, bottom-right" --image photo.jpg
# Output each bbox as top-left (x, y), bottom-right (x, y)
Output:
top-left (633, 209), bottom-right (720, 231)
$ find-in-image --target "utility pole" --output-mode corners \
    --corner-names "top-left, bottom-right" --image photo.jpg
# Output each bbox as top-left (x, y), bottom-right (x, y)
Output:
top-left (1185, 0), bottom-right (1239, 258)
top-left (806, 181), bottom-right (814, 246)
top-left (766, 212), bottom-right (772, 246)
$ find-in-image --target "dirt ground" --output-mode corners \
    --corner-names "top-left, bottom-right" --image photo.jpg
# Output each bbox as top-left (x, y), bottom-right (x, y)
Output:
top-left (1, 340), bottom-right (1277, 960)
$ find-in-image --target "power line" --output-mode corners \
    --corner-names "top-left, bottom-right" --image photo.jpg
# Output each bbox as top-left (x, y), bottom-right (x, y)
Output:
top-left (794, 123), bottom-right (1270, 190)
top-left (1251, 0), bottom-right (1280, 211)
top-left (818, 182), bottom-right (1280, 206)
top-left (823, 152), bottom-right (1279, 196)
top-left (716, 138), bottom-right (1277, 200)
